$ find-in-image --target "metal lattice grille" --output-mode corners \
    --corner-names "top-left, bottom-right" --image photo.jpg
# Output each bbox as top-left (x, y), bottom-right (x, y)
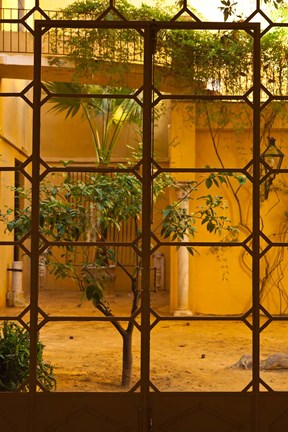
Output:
top-left (0, 1), bottom-right (288, 431)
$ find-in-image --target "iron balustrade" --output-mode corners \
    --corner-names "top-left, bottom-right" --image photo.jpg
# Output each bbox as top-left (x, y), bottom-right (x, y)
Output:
top-left (0, 7), bottom-right (257, 97)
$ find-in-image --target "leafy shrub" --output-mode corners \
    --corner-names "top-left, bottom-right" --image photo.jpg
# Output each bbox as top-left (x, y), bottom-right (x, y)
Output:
top-left (0, 321), bottom-right (56, 391)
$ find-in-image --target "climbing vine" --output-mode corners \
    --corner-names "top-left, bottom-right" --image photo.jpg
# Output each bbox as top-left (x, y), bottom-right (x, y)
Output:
top-left (47, 0), bottom-right (288, 95)
top-left (195, 99), bottom-right (288, 314)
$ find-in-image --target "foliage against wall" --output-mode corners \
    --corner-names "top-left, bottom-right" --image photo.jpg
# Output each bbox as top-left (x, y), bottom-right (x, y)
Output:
top-left (48, 0), bottom-right (288, 96)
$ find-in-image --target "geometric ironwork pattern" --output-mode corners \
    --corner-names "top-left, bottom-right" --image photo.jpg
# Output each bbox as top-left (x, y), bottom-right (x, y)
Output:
top-left (1, 0), bottom-right (288, 430)
top-left (48, 407), bottom-right (131, 432)
top-left (158, 404), bottom-right (242, 432)
top-left (0, 409), bottom-right (19, 432)
top-left (270, 408), bottom-right (288, 432)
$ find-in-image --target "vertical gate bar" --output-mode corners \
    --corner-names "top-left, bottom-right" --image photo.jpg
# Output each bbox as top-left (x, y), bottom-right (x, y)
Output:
top-left (252, 23), bottom-right (261, 432)
top-left (141, 23), bottom-right (154, 432)
top-left (29, 19), bottom-right (42, 432)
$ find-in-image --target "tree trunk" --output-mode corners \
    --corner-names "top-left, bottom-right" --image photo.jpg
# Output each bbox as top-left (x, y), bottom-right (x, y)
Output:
top-left (121, 329), bottom-right (133, 388)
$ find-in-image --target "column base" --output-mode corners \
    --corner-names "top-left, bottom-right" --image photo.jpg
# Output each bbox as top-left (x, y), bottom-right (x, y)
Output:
top-left (12, 293), bottom-right (27, 308)
top-left (174, 309), bottom-right (193, 317)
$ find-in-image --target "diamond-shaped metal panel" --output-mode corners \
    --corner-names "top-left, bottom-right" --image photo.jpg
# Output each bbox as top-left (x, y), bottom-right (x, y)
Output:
top-left (270, 408), bottom-right (288, 432)
top-left (158, 403), bottom-right (241, 432)
top-left (48, 407), bottom-right (131, 432)
top-left (0, 411), bottom-right (18, 432)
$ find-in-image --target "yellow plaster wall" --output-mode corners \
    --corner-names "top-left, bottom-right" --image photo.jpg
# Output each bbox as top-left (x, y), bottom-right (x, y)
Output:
top-left (2, 0), bottom-right (71, 10)
top-left (0, 159), bottom-right (14, 308)
top-left (0, 139), bottom-right (30, 308)
top-left (194, 112), bottom-right (251, 315)
top-left (40, 106), bottom-right (95, 162)
top-left (39, 0), bottom-right (71, 10)
top-left (168, 101), bottom-right (196, 181)
top-left (0, 79), bottom-right (32, 155)
top-left (0, 77), bottom-right (32, 308)
top-left (168, 100), bottom-right (288, 316)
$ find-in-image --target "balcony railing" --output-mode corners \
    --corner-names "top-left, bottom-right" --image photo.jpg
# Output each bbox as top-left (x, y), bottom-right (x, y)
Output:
top-left (0, 9), bottom-right (66, 54)
top-left (0, 8), bottom-right (175, 68)
top-left (0, 9), bottom-right (174, 74)
top-left (0, 8), bottom-right (265, 96)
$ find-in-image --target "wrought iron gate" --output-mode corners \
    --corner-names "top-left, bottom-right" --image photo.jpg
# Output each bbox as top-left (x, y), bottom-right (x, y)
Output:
top-left (1, 2), bottom-right (288, 431)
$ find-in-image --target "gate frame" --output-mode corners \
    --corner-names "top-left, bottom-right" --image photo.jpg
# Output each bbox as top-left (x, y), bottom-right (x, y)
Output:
top-left (3, 15), bottom-right (286, 432)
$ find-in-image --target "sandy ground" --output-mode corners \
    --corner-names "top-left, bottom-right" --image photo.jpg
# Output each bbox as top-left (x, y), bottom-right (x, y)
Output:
top-left (1, 289), bottom-right (288, 392)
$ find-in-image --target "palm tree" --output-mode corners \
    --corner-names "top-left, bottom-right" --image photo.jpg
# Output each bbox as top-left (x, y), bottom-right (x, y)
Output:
top-left (44, 81), bottom-right (142, 165)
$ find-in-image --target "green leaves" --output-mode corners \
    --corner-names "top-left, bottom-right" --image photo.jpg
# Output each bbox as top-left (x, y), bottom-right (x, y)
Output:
top-left (233, 173), bottom-right (247, 185)
top-left (205, 172), bottom-right (247, 190)
top-left (219, 0), bottom-right (284, 21)
top-left (36, 172), bottom-right (143, 244)
top-left (7, 222), bottom-right (15, 232)
top-left (219, 0), bottom-right (239, 21)
top-left (86, 282), bottom-right (104, 305)
top-left (44, 82), bottom-right (85, 119)
top-left (0, 322), bottom-right (55, 391)
top-left (197, 193), bottom-right (232, 235)
top-left (205, 177), bottom-right (213, 189)
top-left (161, 172), bottom-right (242, 243)
top-left (269, 0), bottom-right (285, 8)
top-left (53, 0), bottom-right (288, 98)
top-left (0, 166), bottom-right (175, 299)
top-left (161, 204), bottom-right (196, 242)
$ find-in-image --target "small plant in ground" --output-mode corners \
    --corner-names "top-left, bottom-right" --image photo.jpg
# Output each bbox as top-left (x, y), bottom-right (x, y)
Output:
top-left (0, 321), bottom-right (56, 391)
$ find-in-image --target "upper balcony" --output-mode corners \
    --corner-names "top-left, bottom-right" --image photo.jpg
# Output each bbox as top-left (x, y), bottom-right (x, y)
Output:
top-left (0, 7), bottom-right (285, 97)
top-left (0, 8), bottom-right (61, 54)
top-left (0, 8), bottom-right (150, 87)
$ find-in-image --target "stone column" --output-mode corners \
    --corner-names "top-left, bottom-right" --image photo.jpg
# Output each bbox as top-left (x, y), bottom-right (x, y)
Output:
top-left (11, 261), bottom-right (26, 307)
top-left (39, 252), bottom-right (48, 290)
top-left (174, 184), bottom-right (193, 316)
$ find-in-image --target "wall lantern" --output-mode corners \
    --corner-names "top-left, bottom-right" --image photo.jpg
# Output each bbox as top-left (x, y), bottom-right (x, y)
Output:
top-left (261, 136), bottom-right (284, 199)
